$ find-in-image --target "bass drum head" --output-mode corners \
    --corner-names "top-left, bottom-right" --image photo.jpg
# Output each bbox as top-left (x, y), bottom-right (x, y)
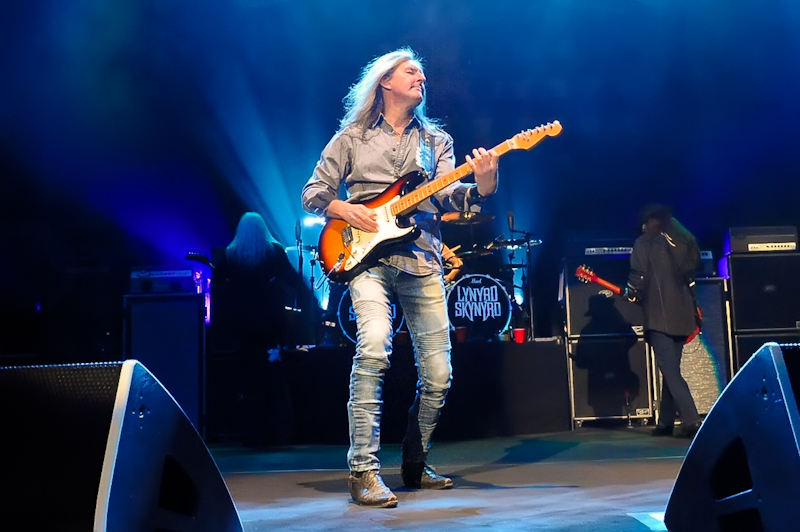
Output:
top-left (447, 274), bottom-right (512, 341)
top-left (337, 288), bottom-right (405, 344)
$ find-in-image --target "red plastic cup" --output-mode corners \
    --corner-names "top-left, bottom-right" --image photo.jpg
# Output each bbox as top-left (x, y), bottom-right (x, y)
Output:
top-left (455, 327), bottom-right (468, 343)
top-left (513, 328), bottom-right (526, 343)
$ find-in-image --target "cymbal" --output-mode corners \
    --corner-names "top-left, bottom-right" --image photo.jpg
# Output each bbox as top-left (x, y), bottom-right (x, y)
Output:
top-left (457, 248), bottom-right (496, 259)
top-left (286, 244), bottom-right (318, 253)
top-left (494, 238), bottom-right (543, 248)
top-left (441, 212), bottom-right (495, 225)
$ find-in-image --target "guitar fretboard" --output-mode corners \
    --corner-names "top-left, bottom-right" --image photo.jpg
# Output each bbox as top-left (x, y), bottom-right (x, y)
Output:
top-left (389, 139), bottom-right (516, 216)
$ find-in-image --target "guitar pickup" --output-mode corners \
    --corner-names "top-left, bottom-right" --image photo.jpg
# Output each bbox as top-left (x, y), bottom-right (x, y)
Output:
top-left (342, 226), bottom-right (353, 247)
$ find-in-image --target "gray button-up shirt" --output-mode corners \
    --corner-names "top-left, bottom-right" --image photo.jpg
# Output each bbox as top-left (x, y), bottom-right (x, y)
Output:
top-left (302, 116), bottom-right (483, 276)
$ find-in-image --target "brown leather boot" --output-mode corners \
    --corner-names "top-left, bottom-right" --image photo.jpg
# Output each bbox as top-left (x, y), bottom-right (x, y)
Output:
top-left (401, 462), bottom-right (454, 489)
top-left (348, 470), bottom-right (398, 508)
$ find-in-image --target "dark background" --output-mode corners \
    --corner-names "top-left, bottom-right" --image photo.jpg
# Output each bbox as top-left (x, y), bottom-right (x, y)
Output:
top-left (2, 0), bottom-right (799, 362)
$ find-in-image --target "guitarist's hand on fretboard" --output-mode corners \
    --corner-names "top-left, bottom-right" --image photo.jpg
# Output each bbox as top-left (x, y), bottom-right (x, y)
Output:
top-left (467, 147), bottom-right (499, 196)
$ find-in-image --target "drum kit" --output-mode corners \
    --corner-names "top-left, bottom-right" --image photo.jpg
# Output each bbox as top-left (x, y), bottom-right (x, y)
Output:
top-left (290, 211), bottom-right (541, 344)
top-left (440, 212), bottom-right (541, 342)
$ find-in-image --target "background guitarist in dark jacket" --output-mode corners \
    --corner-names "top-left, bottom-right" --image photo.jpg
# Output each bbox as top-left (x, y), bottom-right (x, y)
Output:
top-left (301, 48), bottom-right (498, 508)
top-left (624, 204), bottom-right (702, 439)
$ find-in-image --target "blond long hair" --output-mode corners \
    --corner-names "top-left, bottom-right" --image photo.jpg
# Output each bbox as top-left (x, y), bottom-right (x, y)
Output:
top-left (226, 212), bottom-right (277, 266)
top-left (339, 47), bottom-right (439, 134)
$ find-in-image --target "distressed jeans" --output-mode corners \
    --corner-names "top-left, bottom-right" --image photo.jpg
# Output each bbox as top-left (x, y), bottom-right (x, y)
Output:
top-left (346, 264), bottom-right (452, 472)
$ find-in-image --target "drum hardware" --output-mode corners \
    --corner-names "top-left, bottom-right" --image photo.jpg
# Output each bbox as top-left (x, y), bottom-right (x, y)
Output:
top-left (493, 238), bottom-right (543, 249)
top-left (285, 244), bottom-right (319, 253)
top-left (500, 263), bottom-right (527, 270)
top-left (456, 248), bottom-right (497, 259)
top-left (506, 222), bottom-right (541, 340)
top-left (441, 212), bottom-right (495, 225)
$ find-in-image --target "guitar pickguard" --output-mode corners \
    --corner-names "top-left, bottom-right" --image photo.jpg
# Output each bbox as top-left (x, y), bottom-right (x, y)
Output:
top-left (342, 198), bottom-right (416, 272)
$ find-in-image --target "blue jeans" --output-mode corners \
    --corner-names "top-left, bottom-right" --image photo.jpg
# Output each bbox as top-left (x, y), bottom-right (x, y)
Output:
top-left (648, 330), bottom-right (700, 427)
top-left (346, 264), bottom-right (452, 472)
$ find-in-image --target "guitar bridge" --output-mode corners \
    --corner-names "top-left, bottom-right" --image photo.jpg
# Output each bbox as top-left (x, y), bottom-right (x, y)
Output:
top-left (342, 226), bottom-right (353, 247)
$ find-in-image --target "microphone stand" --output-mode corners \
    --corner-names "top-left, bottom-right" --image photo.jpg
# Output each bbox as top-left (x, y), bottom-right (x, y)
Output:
top-left (510, 228), bottom-right (541, 341)
top-left (295, 221), bottom-right (303, 311)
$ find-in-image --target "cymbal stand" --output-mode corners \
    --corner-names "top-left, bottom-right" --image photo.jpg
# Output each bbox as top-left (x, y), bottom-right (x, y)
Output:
top-left (294, 220), bottom-right (303, 310)
top-left (524, 241), bottom-right (535, 340)
top-left (510, 229), bottom-right (539, 341)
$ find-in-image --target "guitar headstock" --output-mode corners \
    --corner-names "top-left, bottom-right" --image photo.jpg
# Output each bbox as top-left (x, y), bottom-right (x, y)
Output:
top-left (575, 264), bottom-right (596, 284)
top-left (508, 121), bottom-right (563, 151)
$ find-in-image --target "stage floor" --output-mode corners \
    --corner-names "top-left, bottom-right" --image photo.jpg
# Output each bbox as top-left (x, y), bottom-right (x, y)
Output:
top-left (212, 426), bottom-right (690, 531)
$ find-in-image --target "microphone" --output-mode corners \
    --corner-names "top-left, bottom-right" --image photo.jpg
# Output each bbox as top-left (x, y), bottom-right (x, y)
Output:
top-left (507, 211), bottom-right (515, 233)
top-left (295, 220), bottom-right (302, 244)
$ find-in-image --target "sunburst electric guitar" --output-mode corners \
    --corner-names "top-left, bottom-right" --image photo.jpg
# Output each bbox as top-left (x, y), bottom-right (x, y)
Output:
top-left (317, 121), bottom-right (563, 284)
top-left (575, 264), bottom-right (701, 343)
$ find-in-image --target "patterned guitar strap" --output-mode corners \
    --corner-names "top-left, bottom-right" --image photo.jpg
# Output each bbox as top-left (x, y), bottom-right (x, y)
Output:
top-left (417, 128), bottom-right (434, 179)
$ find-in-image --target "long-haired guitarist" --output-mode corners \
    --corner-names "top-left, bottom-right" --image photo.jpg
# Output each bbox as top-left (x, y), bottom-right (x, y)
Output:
top-left (623, 204), bottom-right (703, 439)
top-left (301, 48), bottom-right (498, 508)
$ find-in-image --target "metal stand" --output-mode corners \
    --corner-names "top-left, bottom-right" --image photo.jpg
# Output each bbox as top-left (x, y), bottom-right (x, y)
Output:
top-left (509, 228), bottom-right (541, 340)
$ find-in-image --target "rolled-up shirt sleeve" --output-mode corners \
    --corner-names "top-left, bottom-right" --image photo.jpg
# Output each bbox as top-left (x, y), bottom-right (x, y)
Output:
top-left (302, 133), bottom-right (351, 217)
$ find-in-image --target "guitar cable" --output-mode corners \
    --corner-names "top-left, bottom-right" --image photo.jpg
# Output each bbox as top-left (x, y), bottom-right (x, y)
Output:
top-left (316, 252), bottom-right (346, 290)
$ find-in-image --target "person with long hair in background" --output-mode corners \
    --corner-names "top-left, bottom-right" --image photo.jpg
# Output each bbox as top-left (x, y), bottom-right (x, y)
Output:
top-left (214, 212), bottom-right (298, 448)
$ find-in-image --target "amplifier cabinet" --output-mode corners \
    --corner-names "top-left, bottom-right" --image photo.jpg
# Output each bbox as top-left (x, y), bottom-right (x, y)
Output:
top-left (562, 256), bottom-right (643, 338)
top-left (692, 277), bottom-right (733, 388)
top-left (650, 278), bottom-right (731, 421)
top-left (734, 332), bottom-right (800, 372)
top-left (567, 336), bottom-right (653, 427)
top-left (123, 293), bottom-right (206, 435)
top-left (727, 252), bottom-right (800, 333)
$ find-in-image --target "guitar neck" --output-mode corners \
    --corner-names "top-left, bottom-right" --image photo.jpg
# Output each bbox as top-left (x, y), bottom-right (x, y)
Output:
top-left (594, 277), bottom-right (622, 295)
top-left (390, 138), bottom-right (515, 216)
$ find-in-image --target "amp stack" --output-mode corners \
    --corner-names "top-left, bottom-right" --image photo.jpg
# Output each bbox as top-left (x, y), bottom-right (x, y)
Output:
top-left (560, 239), bottom-right (653, 428)
top-left (722, 226), bottom-right (800, 371)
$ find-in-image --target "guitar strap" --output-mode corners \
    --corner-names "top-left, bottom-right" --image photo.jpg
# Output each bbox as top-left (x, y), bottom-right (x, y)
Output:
top-left (418, 128), bottom-right (434, 178)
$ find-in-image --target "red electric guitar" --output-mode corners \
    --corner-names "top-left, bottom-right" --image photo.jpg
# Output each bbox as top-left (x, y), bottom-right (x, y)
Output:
top-left (317, 122), bottom-right (563, 284)
top-left (575, 264), bottom-right (701, 343)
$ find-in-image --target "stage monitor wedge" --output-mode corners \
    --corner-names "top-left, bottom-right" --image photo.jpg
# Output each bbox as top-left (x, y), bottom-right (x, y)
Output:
top-left (664, 343), bottom-right (800, 532)
top-left (0, 360), bottom-right (243, 532)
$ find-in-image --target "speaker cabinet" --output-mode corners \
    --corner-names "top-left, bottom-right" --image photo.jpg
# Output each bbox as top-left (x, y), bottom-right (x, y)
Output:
top-left (567, 336), bottom-right (652, 425)
top-left (123, 293), bottom-right (206, 434)
top-left (665, 343), bottom-right (800, 532)
top-left (727, 252), bottom-right (800, 332)
top-left (670, 278), bottom-right (732, 415)
top-left (0, 360), bottom-right (243, 531)
top-left (562, 256), bottom-right (643, 338)
top-left (735, 331), bottom-right (800, 371)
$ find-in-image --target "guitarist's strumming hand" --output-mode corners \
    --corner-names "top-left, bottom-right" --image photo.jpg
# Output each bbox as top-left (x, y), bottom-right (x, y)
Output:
top-left (466, 147), bottom-right (499, 196)
top-left (327, 199), bottom-right (379, 233)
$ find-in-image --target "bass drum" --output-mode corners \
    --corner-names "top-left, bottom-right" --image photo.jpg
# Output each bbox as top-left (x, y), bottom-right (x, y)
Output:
top-left (447, 274), bottom-right (512, 341)
top-left (337, 287), bottom-right (405, 344)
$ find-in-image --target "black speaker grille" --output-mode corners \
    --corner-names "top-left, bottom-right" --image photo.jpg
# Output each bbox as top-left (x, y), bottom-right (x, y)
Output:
top-left (563, 256), bottom-right (643, 337)
top-left (0, 362), bottom-right (122, 528)
top-left (728, 253), bottom-right (800, 332)
top-left (569, 337), bottom-right (651, 420)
